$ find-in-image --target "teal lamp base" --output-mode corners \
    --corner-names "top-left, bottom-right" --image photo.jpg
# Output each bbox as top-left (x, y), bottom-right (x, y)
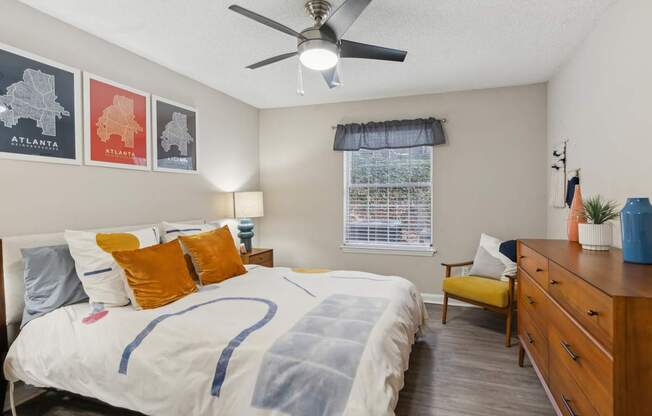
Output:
top-left (237, 218), bottom-right (255, 253)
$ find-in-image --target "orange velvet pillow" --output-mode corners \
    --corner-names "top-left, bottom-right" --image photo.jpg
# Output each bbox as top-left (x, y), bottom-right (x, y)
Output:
top-left (179, 226), bottom-right (246, 285)
top-left (112, 240), bottom-right (198, 310)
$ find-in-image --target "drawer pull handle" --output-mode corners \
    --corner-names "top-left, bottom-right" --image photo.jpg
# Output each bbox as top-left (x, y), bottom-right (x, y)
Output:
top-left (526, 296), bottom-right (535, 305)
top-left (550, 279), bottom-right (559, 285)
top-left (561, 395), bottom-right (578, 416)
top-left (536, 267), bottom-right (544, 272)
top-left (587, 309), bottom-right (599, 316)
top-left (526, 332), bottom-right (534, 344)
top-left (561, 341), bottom-right (579, 361)
top-left (519, 255), bottom-right (526, 259)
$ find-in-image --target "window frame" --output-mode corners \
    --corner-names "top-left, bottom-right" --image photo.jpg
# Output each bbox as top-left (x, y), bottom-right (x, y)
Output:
top-left (340, 147), bottom-right (436, 257)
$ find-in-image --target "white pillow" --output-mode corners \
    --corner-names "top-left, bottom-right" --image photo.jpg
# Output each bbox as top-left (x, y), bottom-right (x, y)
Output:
top-left (468, 233), bottom-right (517, 280)
top-left (160, 221), bottom-right (216, 243)
top-left (65, 227), bottom-right (159, 306)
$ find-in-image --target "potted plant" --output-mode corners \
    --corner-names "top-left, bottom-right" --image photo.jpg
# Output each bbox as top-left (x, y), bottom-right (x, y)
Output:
top-left (578, 195), bottom-right (619, 251)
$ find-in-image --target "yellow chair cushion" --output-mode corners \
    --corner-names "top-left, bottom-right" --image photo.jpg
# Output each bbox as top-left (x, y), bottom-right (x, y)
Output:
top-left (442, 276), bottom-right (510, 308)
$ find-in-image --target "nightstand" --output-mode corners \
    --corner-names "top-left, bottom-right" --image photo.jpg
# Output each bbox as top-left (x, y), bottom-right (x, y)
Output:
top-left (241, 248), bottom-right (274, 267)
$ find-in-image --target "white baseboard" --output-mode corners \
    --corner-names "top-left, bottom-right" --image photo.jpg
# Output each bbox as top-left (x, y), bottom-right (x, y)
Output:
top-left (421, 293), bottom-right (478, 308)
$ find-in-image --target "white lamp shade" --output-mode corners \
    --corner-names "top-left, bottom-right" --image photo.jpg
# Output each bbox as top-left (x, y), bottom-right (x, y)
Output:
top-left (234, 191), bottom-right (264, 218)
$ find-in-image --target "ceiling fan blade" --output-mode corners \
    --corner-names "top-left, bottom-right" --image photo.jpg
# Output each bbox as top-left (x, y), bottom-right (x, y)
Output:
top-left (321, 65), bottom-right (342, 89)
top-left (340, 40), bottom-right (407, 62)
top-left (229, 5), bottom-right (305, 39)
top-left (246, 52), bottom-right (297, 70)
top-left (321, 0), bottom-right (372, 39)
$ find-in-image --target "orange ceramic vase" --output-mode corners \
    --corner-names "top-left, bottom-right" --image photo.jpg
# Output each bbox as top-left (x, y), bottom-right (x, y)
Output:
top-left (567, 184), bottom-right (586, 242)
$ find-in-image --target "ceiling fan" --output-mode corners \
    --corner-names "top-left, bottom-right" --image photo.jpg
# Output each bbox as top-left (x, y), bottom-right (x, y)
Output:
top-left (228, 0), bottom-right (407, 94)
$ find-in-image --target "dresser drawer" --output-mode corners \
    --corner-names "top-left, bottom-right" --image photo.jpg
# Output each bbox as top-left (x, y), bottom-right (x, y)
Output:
top-left (249, 251), bottom-right (273, 266)
top-left (518, 242), bottom-right (549, 289)
top-left (550, 357), bottom-right (599, 416)
top-left (518, 268), bottom-right (549, 332)
top-left (548, 304), bottom-right (613, 416)
top-left (242, 250), bottom-right (274, 267)
top-left (519, 307), bottom-right (548, 380)
top-left (549, 261), bottom-right (613, 351)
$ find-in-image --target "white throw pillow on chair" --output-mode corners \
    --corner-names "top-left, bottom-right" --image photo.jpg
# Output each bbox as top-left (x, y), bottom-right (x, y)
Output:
top-left (468, 233), bottom-right (517, 281)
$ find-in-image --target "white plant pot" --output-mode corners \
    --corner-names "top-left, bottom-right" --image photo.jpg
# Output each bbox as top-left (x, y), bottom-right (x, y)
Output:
top-left (578, 223), bottom-right (612, 251)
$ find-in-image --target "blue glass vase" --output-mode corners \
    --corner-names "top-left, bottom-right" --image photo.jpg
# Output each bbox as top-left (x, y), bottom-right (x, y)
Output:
top-left (620, 198), bottom-right (652, 264)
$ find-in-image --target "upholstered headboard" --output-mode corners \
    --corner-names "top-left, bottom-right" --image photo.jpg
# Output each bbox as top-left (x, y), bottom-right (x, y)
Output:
top-left (0, 219), bottom-right (206, 349)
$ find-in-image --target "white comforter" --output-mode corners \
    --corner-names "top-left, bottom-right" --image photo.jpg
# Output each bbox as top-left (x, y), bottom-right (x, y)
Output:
top-left (4, 266), bottom-right (427, 416)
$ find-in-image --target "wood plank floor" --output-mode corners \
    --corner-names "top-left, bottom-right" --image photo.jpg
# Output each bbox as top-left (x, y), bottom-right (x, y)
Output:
top-left (5, 304), bottom-right (553, 416)
top-left (395, 304), bottom-right (553, 416)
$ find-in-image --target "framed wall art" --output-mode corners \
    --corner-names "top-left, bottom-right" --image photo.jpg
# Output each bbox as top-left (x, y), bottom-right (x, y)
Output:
top-left (152, 96), bottom-right (198, 173)
top-left (0, 42), bottom-right (81, 165)
top-left (83, 73), bottom-right (150, 170)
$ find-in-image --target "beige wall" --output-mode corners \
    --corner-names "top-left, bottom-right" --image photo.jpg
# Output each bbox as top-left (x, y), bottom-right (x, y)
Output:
top-left (0, 0), bottom-right (259, 236)
top-left (259, 85), bottom-right (548, 294)
top-left (547, 0), bottom-right (652, 244)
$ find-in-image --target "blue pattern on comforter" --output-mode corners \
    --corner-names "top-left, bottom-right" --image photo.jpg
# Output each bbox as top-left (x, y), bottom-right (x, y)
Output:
top-left (251, 294), bottom-right (388, 416)
top-left (118, 297), bottom-right (277, 397)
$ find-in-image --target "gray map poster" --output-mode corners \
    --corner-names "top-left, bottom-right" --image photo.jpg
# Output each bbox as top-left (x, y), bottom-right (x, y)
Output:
top-left (0, 47), bottom-right (77, 161)
top-left (155, 99), bottom-right (197, 171)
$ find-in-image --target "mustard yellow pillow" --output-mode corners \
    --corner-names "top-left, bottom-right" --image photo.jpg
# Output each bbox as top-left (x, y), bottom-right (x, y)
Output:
top-left (179, 226), bottom-right (246, 285)
top-left (65, 227), bottom-right (159, 306)
top-left (112, 240), bottom-right (198, 310)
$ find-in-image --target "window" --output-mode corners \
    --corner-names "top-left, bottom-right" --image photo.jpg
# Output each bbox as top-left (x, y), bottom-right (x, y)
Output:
top-left (343, 146), bottom-right (433, 253)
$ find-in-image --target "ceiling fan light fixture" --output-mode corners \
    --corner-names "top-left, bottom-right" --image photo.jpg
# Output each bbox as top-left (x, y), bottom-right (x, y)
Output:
top-left (298, 39), bottom-right (338, 71)
top-left (299, 48), bottom-right (338, 70)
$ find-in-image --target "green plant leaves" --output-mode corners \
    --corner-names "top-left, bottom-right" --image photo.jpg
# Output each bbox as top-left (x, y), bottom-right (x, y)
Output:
top-left (583, 195), bottom-right (619, 224)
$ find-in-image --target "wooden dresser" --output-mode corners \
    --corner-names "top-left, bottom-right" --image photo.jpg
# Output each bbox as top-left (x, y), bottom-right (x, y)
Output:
top-left (517, 239), bottom-right (652, 416)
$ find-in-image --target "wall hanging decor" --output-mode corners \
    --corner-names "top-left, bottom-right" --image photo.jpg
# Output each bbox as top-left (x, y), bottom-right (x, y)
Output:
top-left (0, 42), bottom-right (81, 165)
top-left (620, 197), bottom-right (652, 264)
top-left (83, 73), bottom-right (150, 170)
top-left (567, 184), bottom-right (585, 242)
top-left (152, 96), bottom-right (198, 173)
top-left (549, 141), bottom-right (567, 208)
top-left (578, 195), bottom-right (619, 250)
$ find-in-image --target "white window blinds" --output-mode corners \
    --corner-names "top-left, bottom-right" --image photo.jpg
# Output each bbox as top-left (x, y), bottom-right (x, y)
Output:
top-left (343, 146), bottom-right (432, 249)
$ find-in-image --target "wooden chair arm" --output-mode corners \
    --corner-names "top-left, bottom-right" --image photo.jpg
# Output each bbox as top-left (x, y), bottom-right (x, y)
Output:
top-left (441, 260), bottom-right (474, 268)
top-left (441, 260), bottom-right (474, 278)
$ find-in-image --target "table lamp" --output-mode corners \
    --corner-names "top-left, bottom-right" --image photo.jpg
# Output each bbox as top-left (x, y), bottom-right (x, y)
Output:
top-left (233, 191), bottom-right (264, 253)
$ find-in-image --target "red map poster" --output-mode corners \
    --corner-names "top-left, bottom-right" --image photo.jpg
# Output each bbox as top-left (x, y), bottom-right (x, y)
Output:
top-left (88, 78), bottom-right (148, 167)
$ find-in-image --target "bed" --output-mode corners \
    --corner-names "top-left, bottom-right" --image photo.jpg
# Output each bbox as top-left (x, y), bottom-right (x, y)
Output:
top-left (1, 225), bottom-right (427, 416)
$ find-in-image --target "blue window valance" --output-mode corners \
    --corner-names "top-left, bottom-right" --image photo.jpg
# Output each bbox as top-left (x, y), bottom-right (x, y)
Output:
top-left (333, 117), bottom-right (445, 151)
